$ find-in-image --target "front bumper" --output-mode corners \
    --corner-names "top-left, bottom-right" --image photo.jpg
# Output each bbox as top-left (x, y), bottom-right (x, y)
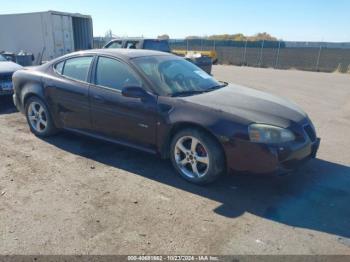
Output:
top-left (275, 137), bottom-right (320, 174)
top-left (225, 137), bottom-right (321, 175)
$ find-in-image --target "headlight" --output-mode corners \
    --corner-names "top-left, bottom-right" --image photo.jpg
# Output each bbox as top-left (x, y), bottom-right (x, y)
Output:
top-left (248, 124), bottom-right (295, 144)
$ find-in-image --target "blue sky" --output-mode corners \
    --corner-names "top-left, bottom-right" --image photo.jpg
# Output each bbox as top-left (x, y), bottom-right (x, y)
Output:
top-left (1, 0), bottom-right (349, 42)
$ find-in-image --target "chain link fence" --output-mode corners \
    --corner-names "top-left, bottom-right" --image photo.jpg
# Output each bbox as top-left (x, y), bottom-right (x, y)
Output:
top-left (93, 37), bottom-right (350, 73)
top-left (169, 39), bottom-right (350, 73)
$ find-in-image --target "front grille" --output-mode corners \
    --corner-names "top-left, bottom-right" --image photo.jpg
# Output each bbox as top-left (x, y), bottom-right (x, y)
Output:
top-left (304, 124), bottom-right (316, 142)
top-left (0, 73), bottom-right (13, 82)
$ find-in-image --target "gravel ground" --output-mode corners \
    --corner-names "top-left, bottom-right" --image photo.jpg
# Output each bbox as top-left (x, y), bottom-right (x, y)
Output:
top-left (0, 66), bottom-right (349, 255)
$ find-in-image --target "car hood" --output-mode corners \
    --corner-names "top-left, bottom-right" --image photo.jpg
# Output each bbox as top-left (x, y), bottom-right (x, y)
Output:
top-left (181, 84), bottom-right (307, 128)
top-left (0, 61), bottom-right (23, 73)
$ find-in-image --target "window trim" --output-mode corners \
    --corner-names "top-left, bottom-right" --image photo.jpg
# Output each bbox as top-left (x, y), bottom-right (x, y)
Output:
top-left (91, 55), bottom-right (144, 93)
top-left (52, 55), bottom-right (95, 85)
top-left (53, 60), bottom-right (66, 75)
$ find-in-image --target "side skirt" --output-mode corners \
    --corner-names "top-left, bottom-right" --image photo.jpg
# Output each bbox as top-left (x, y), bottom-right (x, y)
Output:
top-left (63, 127), bottom-right (158, 155)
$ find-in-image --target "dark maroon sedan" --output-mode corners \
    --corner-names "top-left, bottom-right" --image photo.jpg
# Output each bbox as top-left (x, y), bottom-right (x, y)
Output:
top-left (12, 49), bottom-right (320, 184)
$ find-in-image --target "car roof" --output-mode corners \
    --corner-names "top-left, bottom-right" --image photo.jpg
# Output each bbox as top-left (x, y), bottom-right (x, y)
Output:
top-left (63, 49), bottom-right (173, 60)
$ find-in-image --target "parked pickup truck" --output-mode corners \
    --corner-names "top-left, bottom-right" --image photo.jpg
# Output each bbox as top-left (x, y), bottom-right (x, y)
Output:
top-left (104, 38), bottom-right (212, 74)
top-left (0, 54), bottom-right (22, 96)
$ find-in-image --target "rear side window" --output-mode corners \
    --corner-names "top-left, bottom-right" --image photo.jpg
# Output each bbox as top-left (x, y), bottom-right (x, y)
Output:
top-left (61, 56), bottom-right (93, 82)
top-left (106, 41), bottom-right (122, 49)
top-left (55, 61), bottom-right (64, 74)
top-left (95, 56), bottom-right (141, 90)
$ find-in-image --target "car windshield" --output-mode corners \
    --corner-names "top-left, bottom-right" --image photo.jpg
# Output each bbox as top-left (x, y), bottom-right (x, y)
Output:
top-left (0, 55), bottom-right (7, 62)
top-left (132, 55), bottom-right (224, 96)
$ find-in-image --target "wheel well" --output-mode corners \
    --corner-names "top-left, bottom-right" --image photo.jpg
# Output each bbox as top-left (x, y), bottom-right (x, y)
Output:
top-left (23, 93), bottom-right (40, 109)
top-left (19, 82), bottom-right (45, 110)
top-left (162, 122), bottom-right (226, 163)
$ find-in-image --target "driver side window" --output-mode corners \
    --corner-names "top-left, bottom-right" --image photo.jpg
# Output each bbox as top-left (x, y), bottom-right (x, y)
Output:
top-left (95, 56), bottom-right (142, 91)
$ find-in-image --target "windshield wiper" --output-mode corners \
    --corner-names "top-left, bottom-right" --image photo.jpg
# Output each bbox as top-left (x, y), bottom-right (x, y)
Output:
top-left (206, 81), bottom-right (228, 92)
top-left (169, 82), bottom-right (228, 97)
top-left (170, 90), bottom-right (206, 97)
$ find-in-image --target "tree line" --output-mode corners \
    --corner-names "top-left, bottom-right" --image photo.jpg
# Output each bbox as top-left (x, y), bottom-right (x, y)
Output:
top-left (184, 32), bottom-right (279, 41)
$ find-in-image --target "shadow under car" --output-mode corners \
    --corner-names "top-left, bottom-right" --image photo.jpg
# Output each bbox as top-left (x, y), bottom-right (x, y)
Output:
top-left (42, 131), bottom-right (350, 239)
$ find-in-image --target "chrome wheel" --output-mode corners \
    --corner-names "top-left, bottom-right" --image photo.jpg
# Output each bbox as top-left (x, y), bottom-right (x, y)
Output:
top-left (27, 101), bottom-right (48, 133)
top-left (174, 136), bottom-right (210, 178)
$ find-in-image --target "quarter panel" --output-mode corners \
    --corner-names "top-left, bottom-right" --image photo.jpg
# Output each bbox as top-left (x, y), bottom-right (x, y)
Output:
top-left (12, 69), bottom-right (46, 112)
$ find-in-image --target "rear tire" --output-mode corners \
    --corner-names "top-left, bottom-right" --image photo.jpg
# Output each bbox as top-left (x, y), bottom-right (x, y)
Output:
top-left (25, 96), bottom-right (57, 137)
top-left (170, 128), bottom-right (225, 184)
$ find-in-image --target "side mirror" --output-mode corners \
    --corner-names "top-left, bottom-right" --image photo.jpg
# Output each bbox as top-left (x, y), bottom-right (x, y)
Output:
top-left (122, 86), bottom-right (148, 98)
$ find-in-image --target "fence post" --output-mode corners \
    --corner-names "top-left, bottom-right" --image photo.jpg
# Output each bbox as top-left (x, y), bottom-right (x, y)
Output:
top-left (243, 39), bottom-right (248, 66)
top-left (316, 45), bottom-right (322, 71)
top-left (258, 40), bottom-right (265, 67)
top-left (275, 40), bottom-right (281, 69)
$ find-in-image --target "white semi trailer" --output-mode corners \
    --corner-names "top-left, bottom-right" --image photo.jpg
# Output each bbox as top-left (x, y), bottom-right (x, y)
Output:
top-left (0, 10), bottom-right (93, 64)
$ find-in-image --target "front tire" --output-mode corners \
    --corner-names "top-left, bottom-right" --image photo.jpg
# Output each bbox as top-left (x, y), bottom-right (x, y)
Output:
top-left (170, 128), bottom-right (225, 184)
top-left (25, 96), bottom-right (57, 137)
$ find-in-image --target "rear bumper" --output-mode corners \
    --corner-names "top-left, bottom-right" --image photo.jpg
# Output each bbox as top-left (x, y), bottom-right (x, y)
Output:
top-left (12, 93), bottom-right (23, 112)
top-left (225, 137), bottom-right (321, 175)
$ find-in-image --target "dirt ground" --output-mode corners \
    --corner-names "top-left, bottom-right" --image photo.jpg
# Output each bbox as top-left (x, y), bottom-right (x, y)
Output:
top-left (0, 66), bottom-right (349, 255)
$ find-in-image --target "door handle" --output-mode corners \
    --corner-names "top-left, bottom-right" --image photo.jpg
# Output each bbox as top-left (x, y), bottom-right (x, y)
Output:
top-left (93, 94), bottom-right (105, 102)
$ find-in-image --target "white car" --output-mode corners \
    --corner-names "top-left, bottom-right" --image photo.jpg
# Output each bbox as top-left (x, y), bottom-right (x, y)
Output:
top-left (0, 54), bottom-right (23, 96)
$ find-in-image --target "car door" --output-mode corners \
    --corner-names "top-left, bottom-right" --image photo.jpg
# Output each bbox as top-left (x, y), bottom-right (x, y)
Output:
top-left (89, 56), bottom-right (158, 149)
top-left (45, 56), bottom-right (93, 131)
